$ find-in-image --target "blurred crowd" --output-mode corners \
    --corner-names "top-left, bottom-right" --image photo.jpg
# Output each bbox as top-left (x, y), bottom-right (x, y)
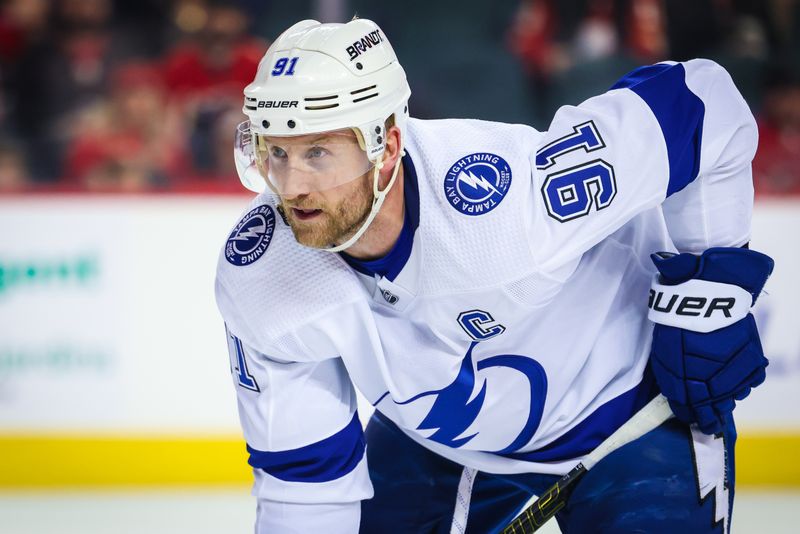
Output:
top-left (508, 0), bottom-right (800, 196)
top-left (0, 0), bottom-right (266, 193)
top-left (0, 0), bottom-right (797, 195)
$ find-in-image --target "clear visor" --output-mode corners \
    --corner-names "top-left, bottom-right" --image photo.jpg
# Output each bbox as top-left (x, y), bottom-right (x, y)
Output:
top-left (234, 121), bottom-right (374, 195)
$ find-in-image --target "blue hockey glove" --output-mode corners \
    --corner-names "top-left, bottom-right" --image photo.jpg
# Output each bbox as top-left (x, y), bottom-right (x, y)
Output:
top-left (647, 247), bottom-right (774, 435)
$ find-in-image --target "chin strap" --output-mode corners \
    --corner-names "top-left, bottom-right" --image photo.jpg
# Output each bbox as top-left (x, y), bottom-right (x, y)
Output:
top-left (323, 144), bottom-right (405, 253)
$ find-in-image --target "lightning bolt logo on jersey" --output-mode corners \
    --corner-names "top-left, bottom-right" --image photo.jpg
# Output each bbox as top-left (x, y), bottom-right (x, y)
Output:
top-left (225, 205), bottom-right (276, 266)
top-left (444, 152), bottom-right (512, 216)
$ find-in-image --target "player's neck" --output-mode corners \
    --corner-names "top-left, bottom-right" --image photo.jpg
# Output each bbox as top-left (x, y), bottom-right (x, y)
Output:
top-left (343, 164), bottom-right (405, 261)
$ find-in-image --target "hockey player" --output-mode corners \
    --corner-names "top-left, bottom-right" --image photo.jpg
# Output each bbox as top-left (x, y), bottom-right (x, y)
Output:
top-left (216, 18), bottom-right (774, 533)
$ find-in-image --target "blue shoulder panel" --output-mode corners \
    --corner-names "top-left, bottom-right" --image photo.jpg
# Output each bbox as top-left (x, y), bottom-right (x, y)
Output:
top-left (246, 411), bottom-right (365, 483)
top-left (611, 63), bottom-right (705, 197)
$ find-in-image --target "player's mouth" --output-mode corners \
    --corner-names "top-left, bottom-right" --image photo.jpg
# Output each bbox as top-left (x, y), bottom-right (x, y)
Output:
top-left (290, 207), bottom-right (323, 221)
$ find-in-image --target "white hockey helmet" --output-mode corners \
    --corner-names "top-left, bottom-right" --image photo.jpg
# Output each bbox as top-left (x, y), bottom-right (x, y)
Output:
top-left (234, 18), bottom-right (411, 194)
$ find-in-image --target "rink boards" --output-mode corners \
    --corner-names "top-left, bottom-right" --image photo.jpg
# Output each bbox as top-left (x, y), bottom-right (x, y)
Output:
top-left (0, 195), bottom-right (797, 487)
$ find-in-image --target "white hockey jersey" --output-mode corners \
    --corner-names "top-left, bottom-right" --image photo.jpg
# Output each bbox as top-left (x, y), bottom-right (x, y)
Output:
top-left (215, 59), bottom-right (757, 530)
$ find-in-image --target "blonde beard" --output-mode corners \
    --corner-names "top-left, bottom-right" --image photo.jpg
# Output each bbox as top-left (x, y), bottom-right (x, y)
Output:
top-left (280, 174), bottom-right (374, 250)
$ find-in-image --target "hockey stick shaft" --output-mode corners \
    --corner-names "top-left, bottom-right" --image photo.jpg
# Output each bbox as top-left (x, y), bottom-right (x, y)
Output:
top-left (501, 394), bottom-right (674, 533)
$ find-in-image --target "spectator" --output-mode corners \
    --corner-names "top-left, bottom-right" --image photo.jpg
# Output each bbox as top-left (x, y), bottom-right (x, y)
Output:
top-left (510, 0), bottom-right (641, 125)
top-left (63, 62), bottom-right (187, 192)
top-left (163, 0), bottom-right (264, 101)
top-left (753, 70), bottom-right (800, 196)
top-left (0, 139), bottom-right (29, 191)
top-left (0, 0), bottom-right (50, 64)
top-left (7, 0), bottom-right (156, 182)
top-left (509, 0), bottom-right (564, 83)
top-left (623, 0), bottom-right (666, 62)
top-left (0, 0), bottom-right (52, 166)
top-left (161, 1), bottom-right (264, 184)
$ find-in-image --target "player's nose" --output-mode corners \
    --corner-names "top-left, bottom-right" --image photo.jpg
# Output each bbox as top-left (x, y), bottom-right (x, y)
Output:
top-left (277, 166), bottom-right (316, 198)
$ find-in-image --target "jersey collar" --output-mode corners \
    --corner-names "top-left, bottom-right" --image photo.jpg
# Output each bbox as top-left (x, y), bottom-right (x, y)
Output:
top-left (340, 152), bottom-right (421, 282)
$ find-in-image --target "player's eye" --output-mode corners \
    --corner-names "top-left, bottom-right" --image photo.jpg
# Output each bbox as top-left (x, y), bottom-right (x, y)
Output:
top-left (270, 146), bottom-right (287, 159)
top-left (307, 146), bottom-right (327, 159)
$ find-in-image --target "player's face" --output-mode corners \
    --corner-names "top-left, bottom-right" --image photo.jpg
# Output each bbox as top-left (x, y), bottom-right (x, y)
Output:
top-left (257, 130), bottom-right (373, 196)
top-left (281, 172), bottom-right (374, 249)
top-left (262, 131), bottom-right (374, 249)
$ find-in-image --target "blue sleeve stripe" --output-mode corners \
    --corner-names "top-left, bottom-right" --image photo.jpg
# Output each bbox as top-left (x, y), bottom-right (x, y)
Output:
top-left (246, 412), bottom-right (365, 483)
top-left (611, 63), bottom-right (705, 197)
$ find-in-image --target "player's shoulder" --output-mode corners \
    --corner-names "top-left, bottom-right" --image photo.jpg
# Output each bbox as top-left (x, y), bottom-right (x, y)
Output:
top-left (408, 117), bottom-right (542, 148)
top-left (214, 193), bottom-right (363, 354)
top-left (405, 116), bottom-right (543, 202)
top-left (406, 116), bottom-right (541, 224)
top-left (400, 118), bottom-right (557, 291)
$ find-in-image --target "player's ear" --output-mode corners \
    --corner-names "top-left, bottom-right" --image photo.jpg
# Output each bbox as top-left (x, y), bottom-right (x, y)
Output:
top-left (379, 125), bottom-right (402, 179)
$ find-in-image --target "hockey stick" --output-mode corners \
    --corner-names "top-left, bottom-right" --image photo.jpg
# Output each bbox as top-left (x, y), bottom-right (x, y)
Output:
top-left (501, 393), bottom-right (674, 533)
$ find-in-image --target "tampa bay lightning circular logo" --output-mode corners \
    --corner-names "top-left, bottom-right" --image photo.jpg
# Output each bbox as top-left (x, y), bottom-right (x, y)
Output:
top-left (443, 153), bottom-right (512, 216)
top-left (225, 205), bottom-right (276, 266)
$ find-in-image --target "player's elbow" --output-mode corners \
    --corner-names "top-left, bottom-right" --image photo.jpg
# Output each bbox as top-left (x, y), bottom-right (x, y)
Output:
top-left (685, 58), bottom-right (759, 167)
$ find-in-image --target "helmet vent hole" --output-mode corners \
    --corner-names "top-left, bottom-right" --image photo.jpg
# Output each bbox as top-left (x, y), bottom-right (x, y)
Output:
top-left (352, 92), bottom-right (379, 104)
top-left (304, 95), bottom-right (338, 102)
top-left (351, 85), bottom-right (377, 95)
top-left (304, 94), bottom-right (339, 111)
top-left (305, 103), bottom-right (340, 111)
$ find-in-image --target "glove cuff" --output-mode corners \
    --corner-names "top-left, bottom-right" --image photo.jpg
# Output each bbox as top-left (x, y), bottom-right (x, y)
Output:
top-left (650, 247), bottom-right (774, 304)
top-left (648, 277), bottom-right (752, 332)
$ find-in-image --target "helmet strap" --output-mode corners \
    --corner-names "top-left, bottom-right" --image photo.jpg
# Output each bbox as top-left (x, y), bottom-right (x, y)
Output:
top-left (323, 142), bottom-right (405, 253)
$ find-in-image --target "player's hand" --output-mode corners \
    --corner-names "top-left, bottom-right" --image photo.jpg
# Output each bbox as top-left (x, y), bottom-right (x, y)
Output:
top-left (647, 247), bottom-right (774, 435)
